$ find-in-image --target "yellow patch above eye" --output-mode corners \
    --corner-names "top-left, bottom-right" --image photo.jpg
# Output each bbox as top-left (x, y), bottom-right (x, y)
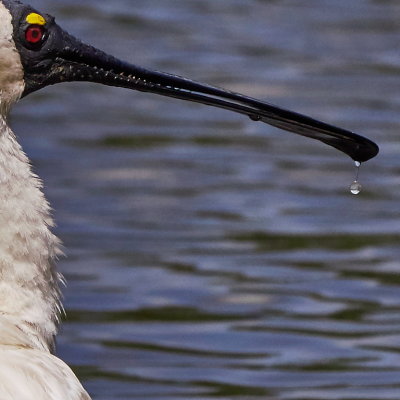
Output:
top-left (26, 13), bottom-right (46, 26)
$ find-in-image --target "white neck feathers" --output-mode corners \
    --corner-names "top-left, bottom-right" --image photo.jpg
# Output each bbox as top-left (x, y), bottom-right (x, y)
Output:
top-left (0, 118), bottom-right (63, 352)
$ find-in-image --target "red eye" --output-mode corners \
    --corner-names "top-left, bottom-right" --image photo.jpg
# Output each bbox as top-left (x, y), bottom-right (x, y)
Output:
top-left (25, 25), bottom-right (45, 44)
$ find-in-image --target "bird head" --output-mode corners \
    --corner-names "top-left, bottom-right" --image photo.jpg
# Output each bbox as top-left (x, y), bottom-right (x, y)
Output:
top-left (0, 0), bottom-right (379, 162)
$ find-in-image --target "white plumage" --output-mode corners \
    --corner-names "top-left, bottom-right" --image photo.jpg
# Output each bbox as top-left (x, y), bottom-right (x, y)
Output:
top-left (0, 346), bottom-right (90, 399)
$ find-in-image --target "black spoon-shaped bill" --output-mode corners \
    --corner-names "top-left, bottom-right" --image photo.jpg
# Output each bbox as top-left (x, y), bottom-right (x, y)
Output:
top-left (16, 15), bottom-right (379, 163)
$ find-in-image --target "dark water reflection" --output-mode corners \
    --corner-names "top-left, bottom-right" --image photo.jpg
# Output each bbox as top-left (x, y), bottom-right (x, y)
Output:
top-left (12, 0), bottom-right (400, 399)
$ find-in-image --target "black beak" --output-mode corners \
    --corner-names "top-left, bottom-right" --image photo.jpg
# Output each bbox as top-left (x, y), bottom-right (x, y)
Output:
top-left (22, 28), bottom-right (379, 163)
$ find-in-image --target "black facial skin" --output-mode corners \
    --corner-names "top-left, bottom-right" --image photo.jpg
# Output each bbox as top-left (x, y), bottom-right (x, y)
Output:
top-left (3, 0), bottom-right (379, 162)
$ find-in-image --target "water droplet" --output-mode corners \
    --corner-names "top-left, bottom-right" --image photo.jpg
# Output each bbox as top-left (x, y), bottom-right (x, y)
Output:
top-left (350, 180), bottom-right (362, 195)
top-left (349, 161), bottom-right (363, 194)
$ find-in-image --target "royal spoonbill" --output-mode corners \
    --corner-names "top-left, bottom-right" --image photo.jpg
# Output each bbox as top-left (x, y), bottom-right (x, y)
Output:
top-left (0, 0), bottom-right (378, 399)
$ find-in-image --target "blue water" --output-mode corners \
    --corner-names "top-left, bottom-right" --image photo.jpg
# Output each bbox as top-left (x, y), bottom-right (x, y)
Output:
top-left (13, 0), bottom-right (400, 399)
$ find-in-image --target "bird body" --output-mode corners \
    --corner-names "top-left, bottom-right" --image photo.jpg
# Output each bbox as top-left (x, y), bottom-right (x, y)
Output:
top-left (0, 118), bottom-right (90, 400)
top-left (0, 78), bottom-right (90, 400)
top-left (0, 0), bottom-right (378, 399)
